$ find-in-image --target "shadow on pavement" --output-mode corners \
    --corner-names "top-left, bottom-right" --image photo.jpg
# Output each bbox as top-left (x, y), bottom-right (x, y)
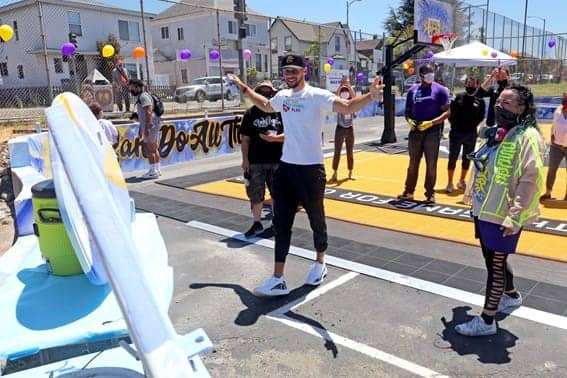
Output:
top-left (190, 282), bottom-right (339, 358)
top-left (438, 306), bottom-right (518, 364)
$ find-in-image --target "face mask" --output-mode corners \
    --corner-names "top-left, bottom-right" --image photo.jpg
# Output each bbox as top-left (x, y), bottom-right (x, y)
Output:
top-left (423, 73), bottom-right (434, 83)
top-left (497, 80), bottom-right (508, 88)
top-left (340, 91), bottom-right (350, 99)
top-left (465, 87), bottom-right (476, 95)
top-left (495, 105), bottom-right (518, 129)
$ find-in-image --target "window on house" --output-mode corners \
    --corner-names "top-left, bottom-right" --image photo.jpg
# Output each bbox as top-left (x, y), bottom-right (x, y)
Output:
top-left (13, 21), bottom-right (18, 41)
top-left (270, 37), bottom-right (277, 51)
top-left (264, 54), bottom-right (268, 72)
top-left (177, 27), bottom-right (184, 40)
top-left (118, 20), bottom-right (140, 42)
top-left (125, 63), bottom-right (138, 79)
top-left (255, 53), bottom-right (262, 72)
top-left (0, 62), bottom-right (8, 76)
top-left (284, 36), bottom-right (292, 51)
top-left (53, 58), bottom-right (63, 73)
top-left (228, 21), bottom-right (236, 34)
top-left (246, 24), bottom-right (256, 37)
top-left (68, 11), bottom-right (82, 36)
top-left (335, 36), bottom-right (340, 52)
top-left (161, 26), bottom-right (169, 39)
top-left (17, 65), bottom-right (23, 79)
top-left (181, 68), bottom-right (188, 84)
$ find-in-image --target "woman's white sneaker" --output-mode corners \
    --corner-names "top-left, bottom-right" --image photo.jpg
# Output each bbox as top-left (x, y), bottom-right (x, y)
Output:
top-left (498, 292), bottom-right (523, 313)
top-left (455, 315), bottom-right (497, 337)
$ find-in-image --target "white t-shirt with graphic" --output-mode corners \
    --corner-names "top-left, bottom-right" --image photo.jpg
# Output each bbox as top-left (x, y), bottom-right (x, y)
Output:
top-left (270, 85), bottom-right (336, 165)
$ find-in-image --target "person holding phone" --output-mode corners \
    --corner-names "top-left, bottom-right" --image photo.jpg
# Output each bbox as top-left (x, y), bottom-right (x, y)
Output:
top-left (240, 82), bottom-right (284, 238)
top-left (228, 54), bottom-right (384, 297)
top-left (330, 81), bottom-right (357, 182)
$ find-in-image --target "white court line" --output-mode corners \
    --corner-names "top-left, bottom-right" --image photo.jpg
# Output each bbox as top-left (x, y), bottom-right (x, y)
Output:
top-left (266, 314), bottom-right (449, 378)
top-left (268, 271), bottom-right (359, 316)
top-left (188, 220), bottom-right (567, 331)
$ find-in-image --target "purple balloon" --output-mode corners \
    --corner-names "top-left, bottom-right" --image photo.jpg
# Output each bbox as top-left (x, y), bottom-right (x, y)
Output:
top-left (209, 49), bottom-right (220, 60)
top-left (327, 57), bottom-right (334, 65)
top-left (491, 51), bottom-right (498, 58)
top-left (548, 38), bottom-right (556, 48)
top-left (179, 49), bottom-right (192, 60)
top-left (425, 50), bottom-right (434, 59)
top-left (61, 42), bottom-right (76, 57)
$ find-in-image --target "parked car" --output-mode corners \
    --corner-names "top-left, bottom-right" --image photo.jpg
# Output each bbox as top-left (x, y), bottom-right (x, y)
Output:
top-left (174, 76), bottom-right (239, 103)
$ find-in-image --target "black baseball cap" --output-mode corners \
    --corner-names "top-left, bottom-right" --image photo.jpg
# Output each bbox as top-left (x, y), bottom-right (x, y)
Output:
top-left (282, 54), bottom-right (304, 69)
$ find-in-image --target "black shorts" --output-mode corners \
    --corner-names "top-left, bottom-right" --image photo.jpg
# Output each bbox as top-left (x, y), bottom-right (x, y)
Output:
top-left (245, 163), bottom-right (278, 204)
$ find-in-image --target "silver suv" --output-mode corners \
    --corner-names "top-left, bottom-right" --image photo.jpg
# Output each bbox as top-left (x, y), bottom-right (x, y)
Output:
top-left (174, 76), bottom-right (238, 103)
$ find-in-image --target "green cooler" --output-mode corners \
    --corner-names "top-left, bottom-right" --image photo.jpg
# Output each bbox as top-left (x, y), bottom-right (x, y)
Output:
top-left (32, 179), bottom-right (82, 276)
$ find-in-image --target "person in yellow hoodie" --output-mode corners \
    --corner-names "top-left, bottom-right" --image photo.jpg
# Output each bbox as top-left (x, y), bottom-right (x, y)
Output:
top-left (455, 85), bottom-right (545, 337)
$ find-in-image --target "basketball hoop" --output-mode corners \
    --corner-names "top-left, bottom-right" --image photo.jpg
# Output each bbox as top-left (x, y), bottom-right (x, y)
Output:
top-left (432, 32), bottom-right (458, 51)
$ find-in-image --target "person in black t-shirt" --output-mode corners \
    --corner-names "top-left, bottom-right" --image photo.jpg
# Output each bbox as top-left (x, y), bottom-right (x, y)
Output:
top-left (446, 77), bottom-right (486, 193)
top-left (240, 81), bottom-right (284, 238)
top-left (476, 66), bottom-right (510, 127)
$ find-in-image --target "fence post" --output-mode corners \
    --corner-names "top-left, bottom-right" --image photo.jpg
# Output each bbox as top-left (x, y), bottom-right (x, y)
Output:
top-left (216, 9), bottom-right (224, 111)
top-left (268, 17), bottom-right (273, 80)
top-left (37, 0), bottom-right (53, 104)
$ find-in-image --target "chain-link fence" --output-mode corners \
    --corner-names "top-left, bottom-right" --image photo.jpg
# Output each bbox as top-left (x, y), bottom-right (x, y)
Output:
top-left (0, 0), bottom-right (565, 124)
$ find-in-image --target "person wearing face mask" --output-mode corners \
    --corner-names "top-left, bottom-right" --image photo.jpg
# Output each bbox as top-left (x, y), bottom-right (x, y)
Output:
top-left (446, 77), bottom-right (485, 193)
top-left (477, 66), bottom-right (510, 127)
top-left (129, 78), bottom-right (162, 179)
top-left (240, 82), bottom-right (284, 238)
top-left (329, 81), bottom-right (356, 183)
top-left (399, 64), bottom-right (451, 204)
top-left (112, 59), bottom-right (131, 113)
top-left (540, 92), bottom-right (567, 202)
top-left (455, 85), bottom-right (545, 337)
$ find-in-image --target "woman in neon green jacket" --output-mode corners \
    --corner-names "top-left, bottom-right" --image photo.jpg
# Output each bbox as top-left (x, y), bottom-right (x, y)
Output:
top-left (456, 85), bottom-right (545, 337)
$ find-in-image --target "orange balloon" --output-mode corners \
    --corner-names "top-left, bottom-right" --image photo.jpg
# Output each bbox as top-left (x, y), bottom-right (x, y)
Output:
top-left (132, 46), bottom-right (145, 59)
top-left (510, 50), bottom-right (519, 58)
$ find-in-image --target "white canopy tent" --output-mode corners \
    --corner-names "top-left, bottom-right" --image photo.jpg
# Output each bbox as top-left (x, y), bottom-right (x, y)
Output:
top-left (432, 41), bottom-right (517, 67)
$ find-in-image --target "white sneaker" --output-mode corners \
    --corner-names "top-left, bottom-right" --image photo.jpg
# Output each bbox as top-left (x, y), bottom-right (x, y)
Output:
top-left (305, 262), bottom-right (328, 286)
top-left (253, 276), bottom-right (289, 297)
top-left (446, 183), bottom-right (454, 193)
top-left (141, 170), bottom-right (159, 179)
top-left (455, 315), bottom-right (497, 337)
top-left (498, 292), bottom-right (522, 313)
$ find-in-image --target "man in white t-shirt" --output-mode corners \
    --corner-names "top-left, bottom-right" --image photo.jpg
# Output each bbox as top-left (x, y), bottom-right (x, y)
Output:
top-left (228, 54), bottom-right (383, 297)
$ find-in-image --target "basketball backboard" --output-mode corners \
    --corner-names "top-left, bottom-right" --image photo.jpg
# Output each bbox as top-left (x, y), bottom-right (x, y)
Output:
top-left (414, 0), bottom-right (457, 47)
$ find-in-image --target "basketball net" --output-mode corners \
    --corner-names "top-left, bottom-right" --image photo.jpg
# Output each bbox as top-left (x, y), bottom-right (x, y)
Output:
top-left (432, 33), bottom-right (458, 51)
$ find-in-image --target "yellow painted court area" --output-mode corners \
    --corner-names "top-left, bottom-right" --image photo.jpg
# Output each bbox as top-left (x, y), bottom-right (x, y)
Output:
top-left (190, 125), bottom-right (566, 262)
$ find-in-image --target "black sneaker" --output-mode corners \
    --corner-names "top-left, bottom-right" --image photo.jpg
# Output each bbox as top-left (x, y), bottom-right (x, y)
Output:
top-left (397, 192), bottom-right (414, 201)
top-left (425, 194), bottom-right (436, 204)
top-left (244, 222), bottom-right (263, 238)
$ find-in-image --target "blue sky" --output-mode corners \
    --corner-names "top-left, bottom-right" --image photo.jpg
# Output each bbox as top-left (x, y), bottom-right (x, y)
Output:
top-left (2, 0), bottom-right (564, 37)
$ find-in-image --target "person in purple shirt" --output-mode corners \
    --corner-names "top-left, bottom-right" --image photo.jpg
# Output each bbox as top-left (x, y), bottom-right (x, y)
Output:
top-left (398, 64), bottom-right (451, 203)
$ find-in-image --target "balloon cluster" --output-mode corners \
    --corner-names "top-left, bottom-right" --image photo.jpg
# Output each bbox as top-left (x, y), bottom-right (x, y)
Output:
top-left (402, 59), bottom-right (414, 75)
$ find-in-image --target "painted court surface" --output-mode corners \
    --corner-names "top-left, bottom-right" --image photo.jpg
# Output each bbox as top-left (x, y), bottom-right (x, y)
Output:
top-left (126, 125), bottom-right (567, 376)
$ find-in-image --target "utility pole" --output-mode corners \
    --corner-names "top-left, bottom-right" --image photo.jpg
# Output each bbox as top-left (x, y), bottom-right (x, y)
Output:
top-left (521, 0), bottom-right (529, 57)
top-left (216, 10), bottom-right (225, 111)
top-left (140, 0), bottom-right (151, 85)
top-left (37, 0), bottom-right (53, 103)
top-left (234, 0), bottom-right (247, 87)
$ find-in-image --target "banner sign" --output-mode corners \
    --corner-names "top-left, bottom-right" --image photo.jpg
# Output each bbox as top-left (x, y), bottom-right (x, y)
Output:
top-left (115, 115), bottom-right (243, 171)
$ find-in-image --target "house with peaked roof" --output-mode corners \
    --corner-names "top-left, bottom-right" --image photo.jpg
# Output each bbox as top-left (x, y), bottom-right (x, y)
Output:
top-left (268, 17), bottom-right (355, 86)
top-left (150, 0), bottom-right (271, 87)
top-left (356, 37), bottom-right (384, 74)
top-left (0, 0), bottom-right (155, 90)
